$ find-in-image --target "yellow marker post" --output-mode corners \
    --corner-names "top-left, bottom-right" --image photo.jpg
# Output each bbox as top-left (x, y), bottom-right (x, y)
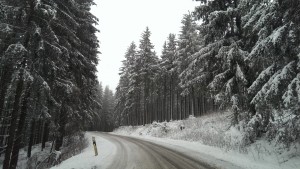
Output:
top-left (92, 136), bottom-right (98, 156)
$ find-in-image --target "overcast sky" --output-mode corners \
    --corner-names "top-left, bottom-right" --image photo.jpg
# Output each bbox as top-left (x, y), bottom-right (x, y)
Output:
top-left (91, 0), bottom-right (199, 91)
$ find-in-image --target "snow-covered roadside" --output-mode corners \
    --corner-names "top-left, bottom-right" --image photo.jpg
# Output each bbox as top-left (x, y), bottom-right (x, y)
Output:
top-left (112, 112), bottom-right (300, 169)
top-left (111, 133), bottom-right (299, 169)
top-left (50, 132), bottom-right (116, 169)
top-left (47, 130), bottom-right (299, 169)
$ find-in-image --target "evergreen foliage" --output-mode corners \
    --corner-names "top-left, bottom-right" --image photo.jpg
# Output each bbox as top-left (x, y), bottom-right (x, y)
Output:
top-left (0, 0), bottom-right (100, 168)
top-left (115, 0), bottom-right (300, 148)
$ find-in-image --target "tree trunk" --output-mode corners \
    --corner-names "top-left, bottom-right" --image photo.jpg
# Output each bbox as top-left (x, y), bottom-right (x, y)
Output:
top-left (163, 76), bottom-right (167, 122)
top-left (55, 104), bottom-right (67, 151)
top-left (183, 96), bottom-right (186, 118)
top-left (196, 97), bottom-right (200, 116)
top-left (181, 98), bottom-right (183, 120)
top-left (0, 66), bottom-right (13, 120)
top-left (191, 87), bottom-right (195, 116)
top-left (139, 93), bottom-right (142, 125)
top-left (203, 95), bottom-right (206, 114)
top-left (3, 68), bottom-right (24, 169)
top-left (41, 121), bottom-right (49, 151)
top-left (37, 120), bottom-right (43, 144)
top-left (177, 92), bottom-right (180, 120)
top-left (169, 76), bottom-right (172, 120)
top-left (185, 96), bottom-right (188, 118)
top-left (159, 93), bottom-right (162, 122)
top-left (27, 119), bottom-right (35, 157)
top-left (9, 84), bottom-right (31, 169)
top-left (0, 66), bottom-right (14, 156)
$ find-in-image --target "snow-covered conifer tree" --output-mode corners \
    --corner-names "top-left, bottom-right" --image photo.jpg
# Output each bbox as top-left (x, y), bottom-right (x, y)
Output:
top-left (136, 27), bottom-right (158, 125)
top-left (0, 0), bottom-right (100, 167)
top-left (244, 0), bottom-right (300, 144)
top-left (115, 42), bottom-right (138, 125)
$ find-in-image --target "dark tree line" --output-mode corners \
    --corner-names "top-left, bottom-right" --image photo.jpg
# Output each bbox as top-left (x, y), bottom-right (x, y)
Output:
top-left (0, 0), bottom-right (100, 168)
top-left (115, 0), bottom-right (300, 147)
top-left (89, 83), bottom-right (116, 132)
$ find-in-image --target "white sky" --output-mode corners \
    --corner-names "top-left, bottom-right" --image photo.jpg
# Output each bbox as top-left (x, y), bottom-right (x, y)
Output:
top-left (91, 0), bottom-right (199, 91)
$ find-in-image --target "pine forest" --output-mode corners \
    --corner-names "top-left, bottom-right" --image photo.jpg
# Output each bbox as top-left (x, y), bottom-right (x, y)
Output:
top-left (0, 0), bottom-right (299, 168)
top-left (115, 0), bottom-right (300, 147)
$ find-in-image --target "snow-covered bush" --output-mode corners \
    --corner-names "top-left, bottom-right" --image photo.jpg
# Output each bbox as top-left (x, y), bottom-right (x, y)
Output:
top-left (25, 132), bottom-right (88, 169)
top-left (224, 124), bottom-right (248, 153)
top-left (265, 110), bottom-right (300, 148)
top-left (115, 112), bottom-right (233, 149)
top-left (60, 132), bottom-right (88, 161)
top-left (151, 121), bottom-right (170, 137)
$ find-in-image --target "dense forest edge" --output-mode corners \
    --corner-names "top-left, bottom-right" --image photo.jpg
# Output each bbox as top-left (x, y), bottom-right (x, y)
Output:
top-left (114, 0), bottom-right (300, 152)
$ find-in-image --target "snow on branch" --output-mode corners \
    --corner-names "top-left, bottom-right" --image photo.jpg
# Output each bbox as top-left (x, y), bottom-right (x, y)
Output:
top-left (248, 64), bottom-right (276, 96)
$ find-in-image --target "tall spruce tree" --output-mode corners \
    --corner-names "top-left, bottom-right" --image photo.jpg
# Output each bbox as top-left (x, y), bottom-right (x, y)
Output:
top-left (192, 0), bottom-right (250, 124)
top-left (0, 0), bottom-right (100, 167)
top-left (176, 13), bottom-right (202, 117)
top-left (160, 34), bottom-right (178, 121)
top-left (115, 42), bottom-right (138, 125)
top-left (136, 27), bottom-right (158, 125)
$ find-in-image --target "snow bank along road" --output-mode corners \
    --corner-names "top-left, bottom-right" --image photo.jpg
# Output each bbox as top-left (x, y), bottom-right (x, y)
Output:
top-left (90, 132), bottom-right (238, 169)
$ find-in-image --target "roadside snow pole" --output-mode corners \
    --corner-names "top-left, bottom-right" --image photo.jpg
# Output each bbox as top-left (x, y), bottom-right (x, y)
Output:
top-left (92, 137), bottom-right (98, 156)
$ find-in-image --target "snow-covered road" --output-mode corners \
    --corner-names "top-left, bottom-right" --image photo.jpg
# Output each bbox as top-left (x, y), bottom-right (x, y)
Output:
top-left (98, 132), bottom-right (216, 169)
top-left (51, 132), bottom-right (241, 169)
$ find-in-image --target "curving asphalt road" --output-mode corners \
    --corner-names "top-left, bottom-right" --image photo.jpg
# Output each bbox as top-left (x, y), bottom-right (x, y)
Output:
top-left (93, 132), bottom-right (218, 169)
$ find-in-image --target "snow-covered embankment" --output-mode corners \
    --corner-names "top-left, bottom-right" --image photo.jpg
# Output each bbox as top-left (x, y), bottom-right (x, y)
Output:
top-left (113, 112), bottom-right (300, 169)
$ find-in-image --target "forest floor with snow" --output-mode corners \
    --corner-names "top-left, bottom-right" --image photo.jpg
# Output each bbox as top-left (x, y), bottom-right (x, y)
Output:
top-left (0, 132), bottom-right (87, 169)
top-left (113, 112), bottom-right (300, 169)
